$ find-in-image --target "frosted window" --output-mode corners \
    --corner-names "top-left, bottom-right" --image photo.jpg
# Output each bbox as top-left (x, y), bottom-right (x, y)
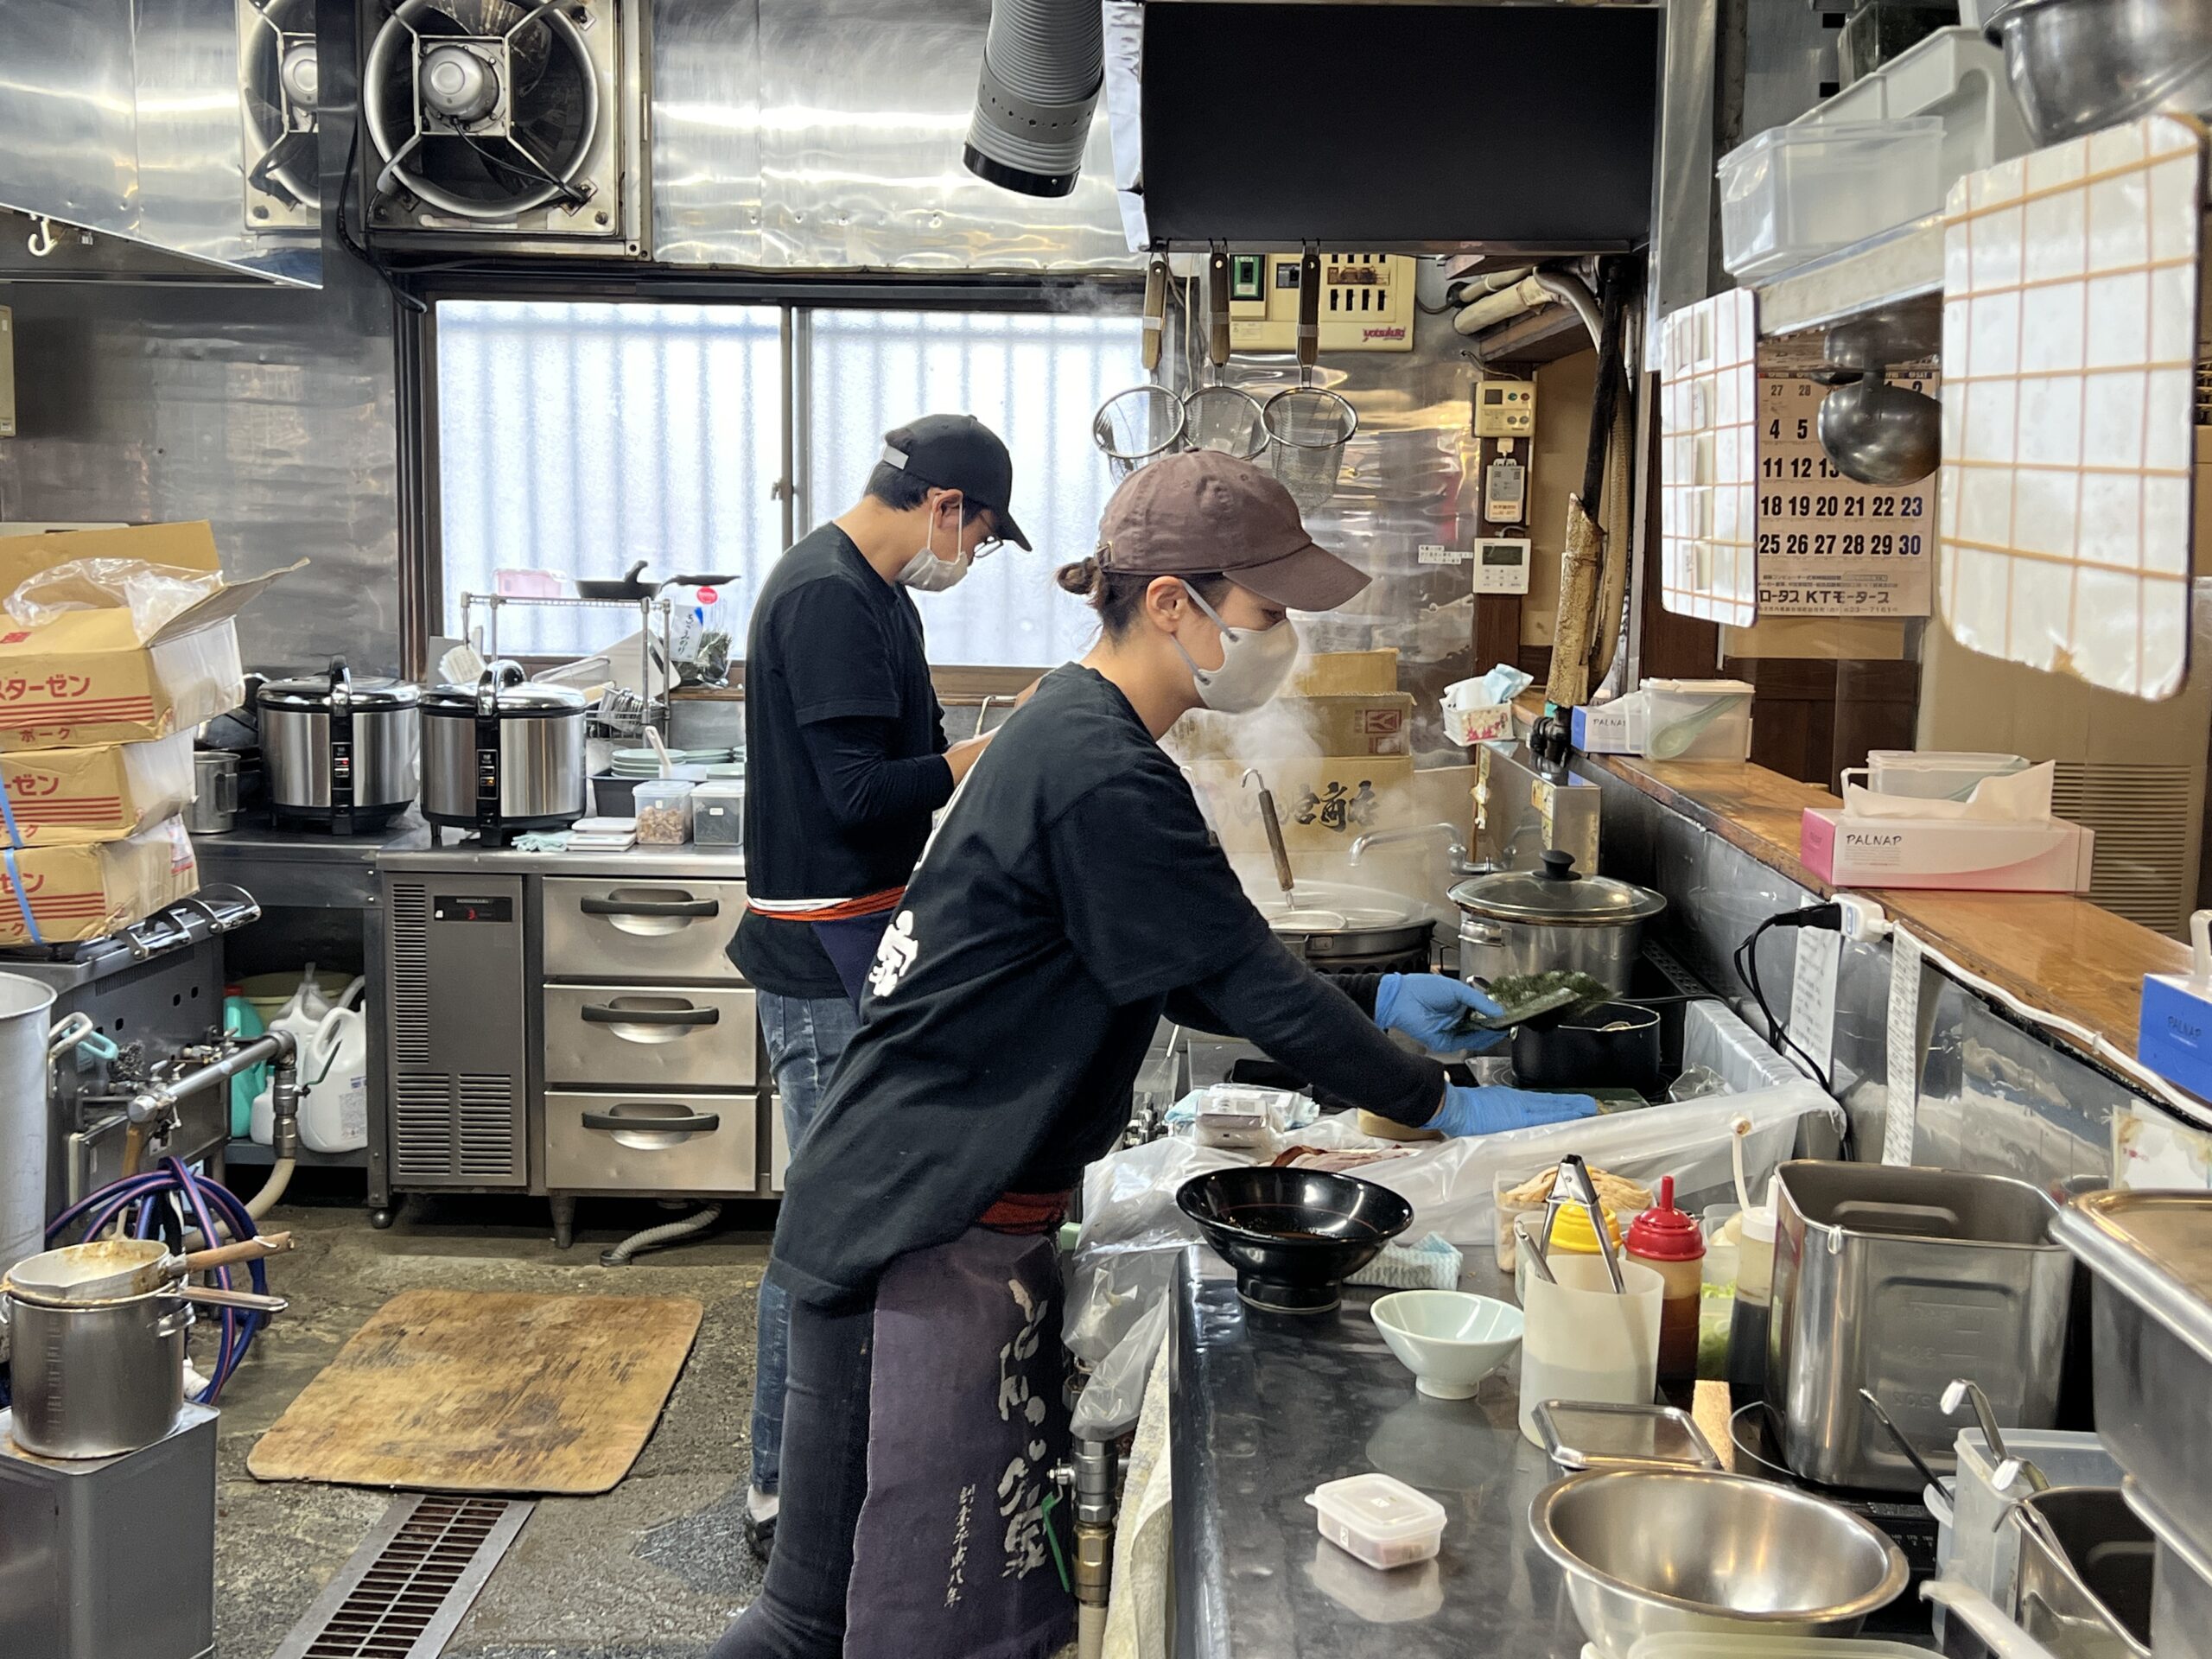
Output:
top-left (436, 300), bottom-right (783, 658)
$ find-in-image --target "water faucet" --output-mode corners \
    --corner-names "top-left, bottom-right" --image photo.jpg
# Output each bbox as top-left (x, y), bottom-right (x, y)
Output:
top-left (1348, 822), bottom-right (1474, 874)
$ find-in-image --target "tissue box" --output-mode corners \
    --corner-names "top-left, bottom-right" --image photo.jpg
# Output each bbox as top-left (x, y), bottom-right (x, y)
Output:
top-left (2139, 974), bottom-right (2212, 1103)
top-left (1443, 702), bottom-right (1514, 746)
top-left (1800, 807), bottom-right (2094, 891)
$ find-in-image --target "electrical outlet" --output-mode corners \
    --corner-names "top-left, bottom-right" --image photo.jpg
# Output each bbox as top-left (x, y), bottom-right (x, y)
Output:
top-left (1228, 252), bottom-right (1415, 353)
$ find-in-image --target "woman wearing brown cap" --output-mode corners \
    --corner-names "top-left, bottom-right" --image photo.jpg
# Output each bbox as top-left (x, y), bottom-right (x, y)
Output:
top-left (711, 452), bottom-right (1595, 1659)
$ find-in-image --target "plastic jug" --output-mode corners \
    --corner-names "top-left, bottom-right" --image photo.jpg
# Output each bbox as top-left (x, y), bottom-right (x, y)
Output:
top-left (254, 969), bottom-right (366, 1150)
top-left (222, 992), bottom-right (268, 1139)
top-left (297, 978), bottom-right (369, 1154)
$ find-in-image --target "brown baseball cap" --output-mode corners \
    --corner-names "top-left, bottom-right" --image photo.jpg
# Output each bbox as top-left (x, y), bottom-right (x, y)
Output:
top-left (1096, 451), bottom-right (1370, 611)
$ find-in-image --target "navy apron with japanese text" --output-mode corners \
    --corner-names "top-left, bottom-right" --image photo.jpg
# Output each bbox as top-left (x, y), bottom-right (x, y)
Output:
top-left (844, 1227), bottom-right (1073, 1659)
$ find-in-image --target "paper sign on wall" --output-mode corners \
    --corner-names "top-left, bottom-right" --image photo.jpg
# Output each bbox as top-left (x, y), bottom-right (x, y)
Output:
top-left (1756, 346), bottom-right (1936, 619)
top-left (1789, 927), bottom-right (1841, 1082)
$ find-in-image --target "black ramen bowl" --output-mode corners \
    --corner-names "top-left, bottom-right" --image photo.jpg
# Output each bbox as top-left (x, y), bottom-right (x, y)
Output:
top-left (1177, 1166), bottom-right (1415, 1313)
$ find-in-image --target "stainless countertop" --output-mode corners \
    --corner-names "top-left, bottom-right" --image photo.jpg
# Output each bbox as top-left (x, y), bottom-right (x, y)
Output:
top-left (1172, 1244), bottom-right (1587, 1659)
top-left (1169, 1244), bottom-right (1935, 1658)
top-left (190, 810), bottom-right (746, 899)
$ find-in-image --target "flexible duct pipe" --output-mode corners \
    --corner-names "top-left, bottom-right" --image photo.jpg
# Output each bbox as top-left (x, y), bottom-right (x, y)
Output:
top-left (964, 0), bottom-right (1105, 198)
top-left (601, 1201), bottom-right (723, 1266)
top-left (1533, 270), bottom-right (1605, 350)
top-left (1446, 264), bottom-right (1535, 306)
top-left (1453, 275), bottom-right (1554, 336)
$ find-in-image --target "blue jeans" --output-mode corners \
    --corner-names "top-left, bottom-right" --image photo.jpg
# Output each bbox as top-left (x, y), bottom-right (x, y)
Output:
top-left (749, 990), bottom-right (862, 1497)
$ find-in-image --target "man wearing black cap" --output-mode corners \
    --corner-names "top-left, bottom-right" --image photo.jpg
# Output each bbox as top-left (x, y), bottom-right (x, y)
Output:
top-left (731, 412), bottom-right (1028, 1559)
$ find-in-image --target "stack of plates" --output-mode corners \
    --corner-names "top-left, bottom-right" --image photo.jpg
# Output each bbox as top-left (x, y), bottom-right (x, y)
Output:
top-left (611, 747), bottom-right (732, 778)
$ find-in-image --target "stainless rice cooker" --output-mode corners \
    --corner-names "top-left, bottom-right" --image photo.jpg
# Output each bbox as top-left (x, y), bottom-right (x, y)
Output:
top-left (1448, 849), bottom-right (1666, 994)
top-left (258, 657), bottom-right (421, 835)
top-left (420, 661), bottom-right (587, 845)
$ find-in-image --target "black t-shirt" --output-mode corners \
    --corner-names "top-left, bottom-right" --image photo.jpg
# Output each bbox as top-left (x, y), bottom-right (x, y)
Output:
top-left (768, 664), bottom-right (1446, 1306)
top-left (732, 524), bottom-right (951, 996)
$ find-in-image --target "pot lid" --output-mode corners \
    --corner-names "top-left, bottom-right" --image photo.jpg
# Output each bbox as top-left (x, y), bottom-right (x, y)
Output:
top-left (259, 664), bottom-right (420, 710)
top-left (423, 679), bottom-right (587, 714)
top-left (1448, 849), bottom-right (1666, 925)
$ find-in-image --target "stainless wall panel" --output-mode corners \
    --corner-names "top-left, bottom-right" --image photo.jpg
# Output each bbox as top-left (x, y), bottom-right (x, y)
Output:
top-left (0, 261), bottom-right (400, 674)
top-left (649, 0), bottom-right (766, 266)
top-left (0, 0), bottom-right (318, 285)
top-left (1585, 760), bottom-right (2156, 1190)
top-left (651, 0), bottom-right (1134, 270)
top-left (0, 0), bottom-right (140, 232)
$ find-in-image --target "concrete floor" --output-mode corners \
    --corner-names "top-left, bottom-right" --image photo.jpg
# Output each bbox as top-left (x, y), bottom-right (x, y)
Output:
top-left (210, 1179), bottom-right (780, 1659)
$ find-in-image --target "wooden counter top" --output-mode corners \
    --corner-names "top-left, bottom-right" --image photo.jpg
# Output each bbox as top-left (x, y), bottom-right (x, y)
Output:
top-left (1584, 747), bottom-right (2190, 1068)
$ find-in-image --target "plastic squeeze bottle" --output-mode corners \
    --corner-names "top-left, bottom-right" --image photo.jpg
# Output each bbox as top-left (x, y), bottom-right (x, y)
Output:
top-left (1625, 1177), bottom-right (1706, 1382)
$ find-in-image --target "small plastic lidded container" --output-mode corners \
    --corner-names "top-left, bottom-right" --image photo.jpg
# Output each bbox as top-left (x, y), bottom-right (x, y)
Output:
top-left (1193, 1084), bottom-right (1272, 1150)
top-left (632, 779), bottom-right (696, 845)
top-left (1717, 117), bottom-right (1944, 280)
top-left (1306, 1473), bottom-right (1447, 1570)
top-left (692, 779), bottom-right (745, 847)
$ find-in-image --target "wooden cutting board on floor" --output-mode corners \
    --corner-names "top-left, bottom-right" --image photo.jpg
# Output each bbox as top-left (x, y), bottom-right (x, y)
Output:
top-left (249, 1289), bottom-right (703, 1495)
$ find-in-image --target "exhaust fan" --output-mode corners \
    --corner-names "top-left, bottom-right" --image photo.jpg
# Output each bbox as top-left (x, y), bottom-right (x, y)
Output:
top-left (360, 0), bottom-right (645, 253)
top-left (239, 0), bottom-right (322, 232)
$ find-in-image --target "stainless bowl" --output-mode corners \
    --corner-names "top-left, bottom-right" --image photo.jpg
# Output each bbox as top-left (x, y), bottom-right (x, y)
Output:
top-left (1987, 0), bottom-right (2212, 147)
top-left (1527, 1470), bottom-right (1910, 1659)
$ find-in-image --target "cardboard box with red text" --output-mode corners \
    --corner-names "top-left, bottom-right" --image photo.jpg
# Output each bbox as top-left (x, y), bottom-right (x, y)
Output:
top-left (0, 817), bottom-right (199, 946)
top-left (0, 523), bottom-right (294, 750)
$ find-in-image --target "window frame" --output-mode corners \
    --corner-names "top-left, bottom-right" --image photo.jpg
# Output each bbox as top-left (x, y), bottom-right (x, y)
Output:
top-left (404, 273), bottom-right (1142, 689)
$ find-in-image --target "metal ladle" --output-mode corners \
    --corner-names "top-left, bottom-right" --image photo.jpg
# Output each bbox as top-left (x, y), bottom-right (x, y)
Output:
top-left (1816, 376), bottom-right (1941, 486)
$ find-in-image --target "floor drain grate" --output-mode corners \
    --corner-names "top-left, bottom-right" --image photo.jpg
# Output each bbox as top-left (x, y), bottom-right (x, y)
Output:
top-left (271, 1492), bottom-right (533, 1659)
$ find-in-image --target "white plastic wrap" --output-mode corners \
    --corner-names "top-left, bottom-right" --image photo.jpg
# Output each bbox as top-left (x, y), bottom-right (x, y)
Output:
top-left (3, 558), bottom-right (225, 640)
top-left (1062, 1000), bottom-right (1842, 1438)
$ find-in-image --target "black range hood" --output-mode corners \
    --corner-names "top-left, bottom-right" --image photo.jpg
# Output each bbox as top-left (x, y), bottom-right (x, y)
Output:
top-left (1136, 2), bottom-right (1662, 252)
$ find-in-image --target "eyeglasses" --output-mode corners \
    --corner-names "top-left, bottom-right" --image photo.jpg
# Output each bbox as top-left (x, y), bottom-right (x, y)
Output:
top-left (971, 531), bottom-right (1006, 562)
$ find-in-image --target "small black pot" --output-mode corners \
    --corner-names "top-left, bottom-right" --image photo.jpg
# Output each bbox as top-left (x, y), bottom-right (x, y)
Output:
top-left (1512, 1001), bottom-right (1662, 1096)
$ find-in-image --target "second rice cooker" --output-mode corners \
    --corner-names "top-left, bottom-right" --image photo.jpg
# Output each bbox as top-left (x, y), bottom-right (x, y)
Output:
top-left (420, 662), bottom-right (587, 845)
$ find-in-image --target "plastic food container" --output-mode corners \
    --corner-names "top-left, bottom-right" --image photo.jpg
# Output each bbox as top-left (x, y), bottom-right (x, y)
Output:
top-left (1641, 679), bottom-right (1754, 762)
top-left (1194, 1086), bottom-right (1271, 1150)
top-left (1717, 118), bottom-right (1944, 279)
top-left (692, 779), bottom-right (745, 846)
top-left (1517, 1256), bottom-right (1666, 1446)
top-left (632, 779), bottom-right (696, 845)
top-left (1861, 749), bottom-right (2029, 802)
top-left (1306, 1472), bottom-right (1447, 1569)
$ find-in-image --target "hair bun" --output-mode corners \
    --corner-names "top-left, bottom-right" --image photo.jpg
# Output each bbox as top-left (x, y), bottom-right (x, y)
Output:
top-left (1054, 556), bottom-right (1103, 597)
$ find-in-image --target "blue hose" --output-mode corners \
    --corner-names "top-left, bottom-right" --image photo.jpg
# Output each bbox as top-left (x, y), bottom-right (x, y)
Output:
top-left (45, 1159), bottom-right (270, 1403)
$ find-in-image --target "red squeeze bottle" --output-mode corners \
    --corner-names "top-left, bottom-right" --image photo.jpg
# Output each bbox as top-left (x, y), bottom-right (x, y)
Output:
top-left (1625, 1177), bottom-right (1706, 1383)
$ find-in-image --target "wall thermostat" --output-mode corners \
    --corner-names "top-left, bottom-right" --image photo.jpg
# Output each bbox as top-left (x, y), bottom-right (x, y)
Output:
top-left (1471, 537), bottom-right (1533, 594)
top-left (1475, 380), bottom-right (1536, 437)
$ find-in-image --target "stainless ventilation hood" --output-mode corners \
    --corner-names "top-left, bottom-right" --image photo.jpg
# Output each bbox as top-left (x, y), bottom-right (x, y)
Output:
top-left (1126, 0), bottom-right (1663, 253)
top-left (0, 0), bottom-right (321, 287)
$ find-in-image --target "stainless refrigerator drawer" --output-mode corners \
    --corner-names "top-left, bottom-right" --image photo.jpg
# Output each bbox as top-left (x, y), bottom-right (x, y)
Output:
top-left (544, 1091), bottom-right (760, 1195)
top-left (543, 985), bottom-right (758, 1089)
top-left (542, 876), bottom-right (747, 982)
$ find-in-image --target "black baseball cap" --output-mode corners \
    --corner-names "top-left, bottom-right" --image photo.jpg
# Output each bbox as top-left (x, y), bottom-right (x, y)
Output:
top-left (880, 414), bottom-right (1031, 550)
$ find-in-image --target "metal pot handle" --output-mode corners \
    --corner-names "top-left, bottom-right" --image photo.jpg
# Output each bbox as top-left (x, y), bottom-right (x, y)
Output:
top-left (1464, 920), bottom-right (1508, 947)
top-left (154, 1304), bottom-right (196, 1338)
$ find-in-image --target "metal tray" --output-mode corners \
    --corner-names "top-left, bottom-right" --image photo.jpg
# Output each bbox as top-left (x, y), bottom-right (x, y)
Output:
top-left (2052, 1192), bottom-right (2212, 1566)
top-left (1530, 1400), bottom-right (1721, 1473)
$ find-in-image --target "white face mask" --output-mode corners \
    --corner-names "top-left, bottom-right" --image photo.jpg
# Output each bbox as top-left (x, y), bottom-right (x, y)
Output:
top-left (1172, 582), bottom-right (1300, 715)
top-left (894, 502), bottom-right (972, 593)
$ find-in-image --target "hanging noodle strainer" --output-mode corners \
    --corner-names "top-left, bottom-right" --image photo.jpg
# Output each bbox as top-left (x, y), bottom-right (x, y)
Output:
top-left (1093, 385), bottom-right (1186, 480)
top-left (1183, 248), bottom-right (1272, 460)
top-left (1263, 248), bottom-right (1358, 511)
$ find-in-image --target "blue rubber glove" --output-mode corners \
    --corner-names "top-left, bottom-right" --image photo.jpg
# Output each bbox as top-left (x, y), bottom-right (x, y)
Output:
top-left (1373, 971), bottom-right (1509, 1054)
top-left (1425, 1083), bottom-right (1602, 1138)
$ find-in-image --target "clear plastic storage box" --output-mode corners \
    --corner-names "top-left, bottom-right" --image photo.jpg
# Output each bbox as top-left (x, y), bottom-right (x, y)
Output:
top-left (632, 779), bottom-right (696, 845)
top-left (692, 779), bottom-right (745, 846)
top-left (1718, 118), bottom-right (1945, 280)
top-left (1306, 1473), bottom-right (1446, 1569)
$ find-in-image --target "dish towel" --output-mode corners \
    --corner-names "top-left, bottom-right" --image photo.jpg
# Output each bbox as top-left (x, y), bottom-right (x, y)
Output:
top-left (1346, 1231), bottom-right (1464, 1291)
top-left (1103, 1329), bottom-right (1174, 1659)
